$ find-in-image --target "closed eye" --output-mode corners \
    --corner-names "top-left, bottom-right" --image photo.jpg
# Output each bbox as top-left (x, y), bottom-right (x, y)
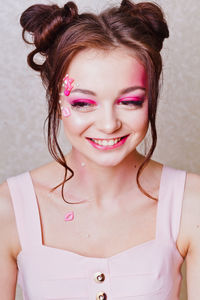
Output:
top-left (120, 100), bottom-right (143, 106)
top-left (70, 99), bottom-right (97, 111)
top-left (71, 101), bottom-right (91, 107)
top-left (117, 97), bottom-right (144, 107)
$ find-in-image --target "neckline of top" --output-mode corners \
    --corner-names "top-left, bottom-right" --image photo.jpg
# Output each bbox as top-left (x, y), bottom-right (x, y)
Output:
top-left (18, 164), bottom-right (167, 261)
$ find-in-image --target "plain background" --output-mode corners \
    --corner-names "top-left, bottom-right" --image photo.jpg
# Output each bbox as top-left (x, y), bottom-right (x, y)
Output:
top-left (1, 0), bottom-right (200, 299)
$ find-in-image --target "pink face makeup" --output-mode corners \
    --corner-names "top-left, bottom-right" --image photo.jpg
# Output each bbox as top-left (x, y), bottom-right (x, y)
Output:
top-left (86, 135), bottom-right (129, 150)
top-left (64, 211), bottom-right (74, 222)
top-left (116, 96), bottom-right (144, 105)
top-left (60, 48), bottom-right (149, 168)
top-left (70, 99), bottom-right (97, 105)
top-left (62, 107), bottom-right (71, 117)
top-left (69, 99), bottom-right (97, 112)
top-left (63, 74), bottom-right (74, 96)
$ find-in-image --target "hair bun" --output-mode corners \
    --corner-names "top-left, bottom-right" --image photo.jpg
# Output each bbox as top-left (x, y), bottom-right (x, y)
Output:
top-left (63, 2), bottom-right (78, 18)
top-left (120, 0), bottom-right (169, 52)
top-left (20, 1), bottom-right (78, 71)
top-left (20, 2), bottom-right (78, 52)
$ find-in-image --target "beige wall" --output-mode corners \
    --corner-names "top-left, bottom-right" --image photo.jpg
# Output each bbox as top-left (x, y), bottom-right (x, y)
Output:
top-left (1, 0), bottom-right (200, 299)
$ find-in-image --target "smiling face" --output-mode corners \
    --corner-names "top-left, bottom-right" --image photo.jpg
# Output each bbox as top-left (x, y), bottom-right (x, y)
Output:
top-left (59, 47), bottom-right (149, 167)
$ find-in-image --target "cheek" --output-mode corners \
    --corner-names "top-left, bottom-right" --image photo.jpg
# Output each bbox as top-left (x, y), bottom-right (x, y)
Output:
top-left (62, 112), bottom-right (92, 136)
top-left (131, 116), bottom-right (148, 132)
top-left (125, 107), bottom-right (149, 132)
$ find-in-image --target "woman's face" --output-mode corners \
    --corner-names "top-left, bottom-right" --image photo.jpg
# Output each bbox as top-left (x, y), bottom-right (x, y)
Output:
top-left (59, 47), bottom-right (149, 167)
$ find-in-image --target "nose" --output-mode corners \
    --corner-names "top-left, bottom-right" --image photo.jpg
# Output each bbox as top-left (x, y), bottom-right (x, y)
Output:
top-left (96, 106), bottom-right (122, 134)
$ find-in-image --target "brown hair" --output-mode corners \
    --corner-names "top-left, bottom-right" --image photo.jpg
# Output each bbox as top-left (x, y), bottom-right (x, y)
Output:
top-left (20, 0), bottom-right (169, 202)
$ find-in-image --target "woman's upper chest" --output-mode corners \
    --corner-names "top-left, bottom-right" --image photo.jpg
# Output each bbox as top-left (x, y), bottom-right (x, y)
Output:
top-left (37, 189), bottom-right (158, 258)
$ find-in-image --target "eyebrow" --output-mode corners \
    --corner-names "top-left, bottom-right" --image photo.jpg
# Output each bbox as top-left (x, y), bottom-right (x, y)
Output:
top-left (118, 86), bottom-right (146, 96)
top-left (70, 86), bottom-right (146, 97)
top-left (70, 88), bottom-right (96, 96)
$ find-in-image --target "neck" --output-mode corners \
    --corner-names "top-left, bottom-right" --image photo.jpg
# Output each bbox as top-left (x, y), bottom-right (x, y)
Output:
top-left (64, 149), bottom-right (145, 208)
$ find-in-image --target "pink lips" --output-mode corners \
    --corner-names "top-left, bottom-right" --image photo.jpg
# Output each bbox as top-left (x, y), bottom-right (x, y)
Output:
top-left (87, 135), bottom-right (129, 150)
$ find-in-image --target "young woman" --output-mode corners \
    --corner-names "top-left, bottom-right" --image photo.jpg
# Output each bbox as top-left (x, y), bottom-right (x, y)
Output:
top-left (0, 1), bottom-right (199, 299)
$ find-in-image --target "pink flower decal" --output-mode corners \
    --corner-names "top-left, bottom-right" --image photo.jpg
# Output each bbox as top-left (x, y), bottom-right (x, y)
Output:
top-left (63, 74), bottom-right (74, 96)
top-left (62, 107), bottom-right (71, 117)
top-left (64, 211), bottom-right (74, 222)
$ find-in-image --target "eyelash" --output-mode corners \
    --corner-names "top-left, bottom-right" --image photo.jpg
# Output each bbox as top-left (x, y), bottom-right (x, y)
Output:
top-left (70, 97), bottom-right (144, 111)
top-left (71, 102), bottom-right (91, 107)
top-left (117, 99), bottom-right (144, 107)
top-left (70, 100), bottom-right (96, 111)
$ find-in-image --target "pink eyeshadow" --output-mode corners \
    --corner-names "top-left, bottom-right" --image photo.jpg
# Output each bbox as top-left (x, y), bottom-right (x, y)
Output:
top-left (70, 99), bottom-right (97, 104)
top-left (116, 97), bottom-right (143, 104)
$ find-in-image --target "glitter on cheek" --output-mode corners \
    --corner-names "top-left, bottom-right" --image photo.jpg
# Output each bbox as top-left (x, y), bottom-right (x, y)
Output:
top-left (63, 74), bottom-right (74, 97)
top-left (60, 104), bottom-right (71, 118)
top-left (63, 107), bottom-right (71, 117)
top-left (59, 100), bottom-right (72, 118)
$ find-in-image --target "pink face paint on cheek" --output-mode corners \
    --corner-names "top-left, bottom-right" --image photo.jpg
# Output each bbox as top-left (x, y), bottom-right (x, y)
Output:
top-left (63, 74), bottom-right (74, 96)
top-left (62, 107), bottom-right (71, 117)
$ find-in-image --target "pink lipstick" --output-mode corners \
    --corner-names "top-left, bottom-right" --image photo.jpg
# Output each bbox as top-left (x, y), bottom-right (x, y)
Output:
top-left (86, 135), bottom-right (129, 150)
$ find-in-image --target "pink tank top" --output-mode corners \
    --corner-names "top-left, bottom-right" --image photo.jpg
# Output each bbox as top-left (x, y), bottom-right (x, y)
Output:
top-left (7, 166), bottom-right (186, 300)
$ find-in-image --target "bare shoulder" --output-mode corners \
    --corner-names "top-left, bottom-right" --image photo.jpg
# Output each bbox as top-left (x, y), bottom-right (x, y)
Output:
top-left (180, 172), bottom-right (200, 298)
top-left (185, 172), bottom-right (200, 195)
top-left (179, 172), bottom-right (200, 255)
top-left (184, 172), bottom-right (200, 229)
top-left (184, 172), bottom-right (200, 237)
top-left (0, 181), bottom-right (20, 297)
top-left (30, 160), bottom-right (65, 189)
top-left (0, 181), bottom-right (14, 228)
top-left (0, 181), bottom-right (21, 258)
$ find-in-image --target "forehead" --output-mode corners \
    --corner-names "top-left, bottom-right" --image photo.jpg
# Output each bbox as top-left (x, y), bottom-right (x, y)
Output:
top-left (67, 47), bottom-right (147, 90)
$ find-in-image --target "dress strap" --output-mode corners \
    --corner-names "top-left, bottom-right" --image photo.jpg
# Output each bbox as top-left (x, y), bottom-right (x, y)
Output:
top-left (7, 172), bottom-right (42, 251)
top-left (156, 166), bottom-right (187, 243)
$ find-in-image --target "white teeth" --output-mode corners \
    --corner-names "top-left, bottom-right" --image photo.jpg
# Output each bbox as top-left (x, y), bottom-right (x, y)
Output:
top-left (92, 138), bottom-right (122, 146)
top-left (108, 140), bottom-right (114, 146)
top-left (102, 140), bottom-right (107, 146)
